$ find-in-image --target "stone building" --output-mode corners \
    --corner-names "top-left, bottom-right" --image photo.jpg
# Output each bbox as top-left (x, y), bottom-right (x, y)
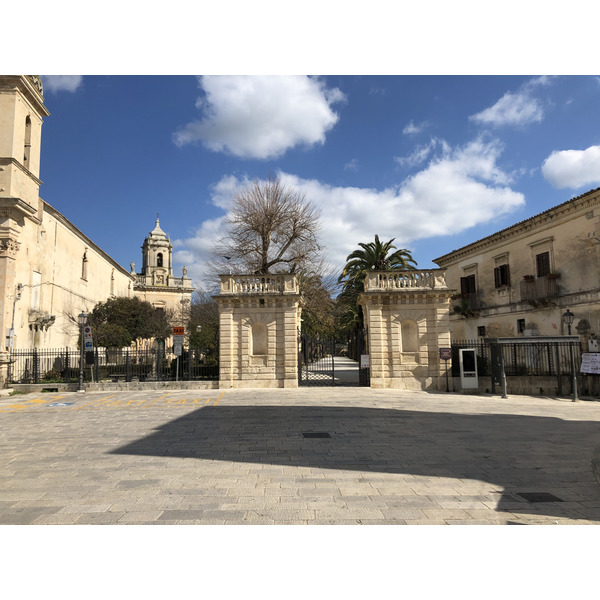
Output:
top-left (0, 75), bottom-right (193, 376)
top-left (434, 187), bottom-right (600, 347)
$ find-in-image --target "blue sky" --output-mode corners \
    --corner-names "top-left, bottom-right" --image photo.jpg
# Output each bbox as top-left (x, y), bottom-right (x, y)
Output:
top-left (37, 74), bottom-right (600, 290)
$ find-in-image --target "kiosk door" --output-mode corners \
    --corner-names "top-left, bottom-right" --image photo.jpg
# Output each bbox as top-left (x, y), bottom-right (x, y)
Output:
top-left (459, 348), bottom-right (478, 390)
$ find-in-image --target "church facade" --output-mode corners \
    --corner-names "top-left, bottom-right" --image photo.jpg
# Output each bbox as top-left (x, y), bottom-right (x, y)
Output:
top-left (0, 76), bottom-right (193, 382)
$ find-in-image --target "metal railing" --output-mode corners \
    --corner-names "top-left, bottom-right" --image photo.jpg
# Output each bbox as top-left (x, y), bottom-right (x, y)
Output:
top-left (451, 339), bottom-right (581, 378)
top-left (519, 277), bottom-right (559, 302)
top-left (7, 346), bottom-right (219, 385)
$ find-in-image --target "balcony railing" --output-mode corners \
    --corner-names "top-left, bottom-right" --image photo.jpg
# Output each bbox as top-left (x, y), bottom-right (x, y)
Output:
top-left (364, 269), bottom-right (448, 292)
top-left (520, 276), bottom-right (559, 302)
top-left (219, 274), bottom-right (299, 295)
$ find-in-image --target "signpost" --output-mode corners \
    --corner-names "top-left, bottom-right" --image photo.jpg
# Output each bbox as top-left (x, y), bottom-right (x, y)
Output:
top-left (439, 347), bottom-right (451, 392)
top-left (173, 327), bottom-right (185, 381)
top-left (83, 325), bottom-right (95, 367)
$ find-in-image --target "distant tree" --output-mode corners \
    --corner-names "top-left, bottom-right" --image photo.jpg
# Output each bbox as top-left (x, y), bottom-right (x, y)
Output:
top-left (188, 290), bottom-right (219, 364)
top-left (87, 297), bottom-right (172, 347)
top-left (213, 176), bottom-right (322, 276)
top-left (297, 273), bottom-right (337, 338)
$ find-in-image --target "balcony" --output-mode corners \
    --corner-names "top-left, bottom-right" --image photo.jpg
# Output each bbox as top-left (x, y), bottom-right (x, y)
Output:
top-left (219, 274), bottom-right (299, 295)
top-left (519, 275), bottom-right (559, 303)
top-left (363, 269), bottom-right (448, 292)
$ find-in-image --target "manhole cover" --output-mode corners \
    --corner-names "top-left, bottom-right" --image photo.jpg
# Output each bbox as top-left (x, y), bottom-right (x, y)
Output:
top-left (516, 492), bottom-right (564, 503)
top-left (302, 432), bottom-right (331, 438)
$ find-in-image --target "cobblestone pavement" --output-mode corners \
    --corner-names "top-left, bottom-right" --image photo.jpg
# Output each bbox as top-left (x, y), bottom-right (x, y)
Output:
top-left (1, 387), bottom-right (600, 525)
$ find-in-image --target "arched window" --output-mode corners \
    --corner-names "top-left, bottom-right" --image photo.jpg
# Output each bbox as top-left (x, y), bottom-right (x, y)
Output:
top-left (157, 252), bottom-right (163, 267)
top-left (24, 116), bottom-right (32, 166)
top-left (400, 319), bottom-right (418, 353)
top-left (250, 323), bottom-right (267, 355)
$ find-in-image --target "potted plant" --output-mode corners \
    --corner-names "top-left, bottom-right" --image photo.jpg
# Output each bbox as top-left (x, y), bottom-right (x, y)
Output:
top-left (523, 274), bottom-right (535, 282)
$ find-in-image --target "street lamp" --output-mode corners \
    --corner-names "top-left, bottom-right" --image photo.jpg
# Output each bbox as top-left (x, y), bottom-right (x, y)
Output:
top-left (562, 308), bottom-right (578, 402)
top-left (562, 309), bottom-right (574, 335)
top-left (78, 311), bottom-right (87, 392)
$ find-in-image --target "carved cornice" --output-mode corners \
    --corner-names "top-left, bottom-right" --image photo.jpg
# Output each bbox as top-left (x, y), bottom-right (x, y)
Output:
top-left (0, 76), bottom-right (50, 117)
top-left (0, 157), bottom-right (44, 186)
top-left (434, 187), bottom-right (600, 267)
top-left (134, 283), bottom-right (194, 294)
top-left (0, 197), bottom-right (39, 223)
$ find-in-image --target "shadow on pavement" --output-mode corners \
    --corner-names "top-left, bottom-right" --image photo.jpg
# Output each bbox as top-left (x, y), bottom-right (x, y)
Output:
top-left (110, 405), bottom-right (600, 521)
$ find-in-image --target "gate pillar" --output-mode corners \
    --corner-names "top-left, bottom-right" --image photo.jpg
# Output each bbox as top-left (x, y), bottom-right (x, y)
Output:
top-left (359, 270), bottom-right (454, 391)
top-left (215, 274), bottom-right (301, 388)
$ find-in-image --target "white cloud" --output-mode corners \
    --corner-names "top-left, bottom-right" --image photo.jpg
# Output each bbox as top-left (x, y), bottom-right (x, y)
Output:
top-left (469, 76), bottom-right (552, 127)
top-left (470, 91), bottom-right (543, 127)
top-left (173, 76), bottom-right (346, 159)
top-left (176, 138), bottom-right (524, 288)
top-left (395, 137), bottom-right (450, 168)
top-left (402, 120), bottom-right (427, 135)
top-left (344, 158), bottom-right (359, 171)
top-left (42, 76), bottom-right (83, 93)
top-left (541, 145), bottom-right (600, 189)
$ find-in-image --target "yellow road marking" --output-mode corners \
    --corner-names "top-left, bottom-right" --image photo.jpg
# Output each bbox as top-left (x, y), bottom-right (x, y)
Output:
top-left (212, 391), bottom-right (225, 406)
top-left (143, 393), bottom-right (172, 407)
top-left (122, 398), bottom-right (150, 407)
top-left (73, 395), bottom-right (116, 410)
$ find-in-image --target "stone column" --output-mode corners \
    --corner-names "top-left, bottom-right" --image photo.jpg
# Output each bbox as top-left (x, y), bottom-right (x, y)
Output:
top-left (214, 274), bottom-right (301, 389)
top-left (0, 232), bottom-right (21, 387)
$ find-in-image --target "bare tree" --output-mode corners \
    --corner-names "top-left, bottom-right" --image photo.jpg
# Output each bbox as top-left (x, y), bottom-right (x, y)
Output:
top-left (213, 177), bottom-right (322, 275)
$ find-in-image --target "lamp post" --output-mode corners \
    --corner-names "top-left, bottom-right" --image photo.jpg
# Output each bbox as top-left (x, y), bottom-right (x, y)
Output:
top-left (78, 311), bottom-right (87, 392)
top-left (562, 309), bottom-right (578, 402)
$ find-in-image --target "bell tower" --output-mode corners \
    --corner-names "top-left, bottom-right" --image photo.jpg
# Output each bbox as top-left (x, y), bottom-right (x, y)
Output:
top-left (133, 216), bottom-right (194, 319)
top-left (0, 76), bottom-right (49, 223)
top-left (139, 216), bottom-right (173, 286)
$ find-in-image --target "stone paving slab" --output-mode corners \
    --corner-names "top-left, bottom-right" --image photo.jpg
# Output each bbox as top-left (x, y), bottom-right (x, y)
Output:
top-left (1, 387), bottom-right (600, 525)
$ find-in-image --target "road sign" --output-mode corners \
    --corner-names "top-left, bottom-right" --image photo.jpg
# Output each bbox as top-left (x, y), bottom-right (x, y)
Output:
top-left (173, 326), bottom-right (185, 336)
top-left (83, 325), bottom-right (93, 350)
top-left (439, 347), bottom-right (451, 360)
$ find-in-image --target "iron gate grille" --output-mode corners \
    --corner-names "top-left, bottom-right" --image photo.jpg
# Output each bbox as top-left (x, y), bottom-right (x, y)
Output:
top-left (299, 335), bottom-right (335, 386)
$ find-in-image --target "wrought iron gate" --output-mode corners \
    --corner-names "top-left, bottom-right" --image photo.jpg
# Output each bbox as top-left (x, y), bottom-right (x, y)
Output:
top-left (298, 335), bottom-right (335, 385)
top-left (298, 329), bottom-right (370, 386)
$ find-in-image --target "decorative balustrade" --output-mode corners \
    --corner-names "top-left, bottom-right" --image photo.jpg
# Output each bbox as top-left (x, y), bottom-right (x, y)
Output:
top-left (219, 274), bottom-right (299, 295)
top-left (364, 269), bottom-right (448, 292)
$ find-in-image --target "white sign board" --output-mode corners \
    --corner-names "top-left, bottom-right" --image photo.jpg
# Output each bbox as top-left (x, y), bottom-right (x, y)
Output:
top-left (581, 353), bottom-right (600, 374)
top-left (173, 334), bottom-right (184, 357)
top-left (360, 354), bottom-right (370, 369)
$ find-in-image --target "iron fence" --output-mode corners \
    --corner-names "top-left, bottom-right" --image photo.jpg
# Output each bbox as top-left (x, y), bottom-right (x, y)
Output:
top-left (7, 346), bottom-right (219, 385)
top-left (451, 339), bottom-right (582, 378)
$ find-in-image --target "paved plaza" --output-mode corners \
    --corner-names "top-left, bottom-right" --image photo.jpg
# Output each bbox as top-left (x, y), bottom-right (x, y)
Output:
top-left (1, 386), bottom-right (600, 525)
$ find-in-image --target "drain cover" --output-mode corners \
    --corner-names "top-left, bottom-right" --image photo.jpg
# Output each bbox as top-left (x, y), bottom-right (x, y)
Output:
top-left (302, 432), bottom-right (331, 438)
top-left (516, 492), bottom-right (564, 503)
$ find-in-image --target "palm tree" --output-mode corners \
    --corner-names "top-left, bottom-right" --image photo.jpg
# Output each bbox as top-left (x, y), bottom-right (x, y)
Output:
top-left (335, 235), bottom-right (417, 344)
top-left (339, 235), bottom-right (417, 292)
